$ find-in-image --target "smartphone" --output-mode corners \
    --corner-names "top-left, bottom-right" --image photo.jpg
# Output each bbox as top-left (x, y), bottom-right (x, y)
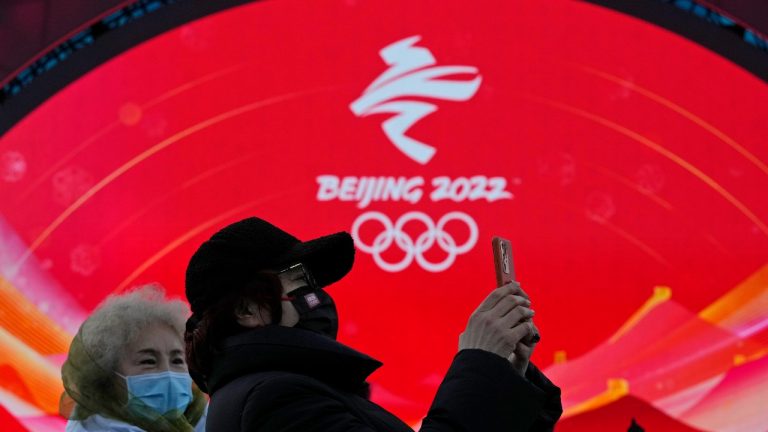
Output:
top-left (492, 236), bottom-right (515, 287)
top-left (491, 236), bottom-right (540, 343)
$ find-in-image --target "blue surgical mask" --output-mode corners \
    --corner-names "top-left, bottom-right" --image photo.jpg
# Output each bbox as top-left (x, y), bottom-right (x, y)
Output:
top-left (121, 371), bottom-right (193, 415)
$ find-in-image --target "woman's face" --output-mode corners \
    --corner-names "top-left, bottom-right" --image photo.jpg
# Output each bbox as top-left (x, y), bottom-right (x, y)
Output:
top-left (117, 322), bottom-right (187, 376)
top-left (236, 266), bottom-right (304, 328)
top-left (276, 265), bottom-right (306, 326)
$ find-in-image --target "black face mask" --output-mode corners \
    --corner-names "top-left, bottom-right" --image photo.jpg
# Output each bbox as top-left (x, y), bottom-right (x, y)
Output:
top-left (286, 285), bottom-right (339, 339)
top-left (280, 263), bottom-right (339, 339)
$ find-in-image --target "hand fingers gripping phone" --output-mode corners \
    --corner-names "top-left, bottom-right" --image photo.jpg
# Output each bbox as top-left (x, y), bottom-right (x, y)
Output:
top-left (492, 236), bottom-right (540, 343)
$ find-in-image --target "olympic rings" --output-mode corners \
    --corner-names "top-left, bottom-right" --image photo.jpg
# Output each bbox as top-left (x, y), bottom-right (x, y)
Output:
top-left (351, 211), bottom-right (478, 272)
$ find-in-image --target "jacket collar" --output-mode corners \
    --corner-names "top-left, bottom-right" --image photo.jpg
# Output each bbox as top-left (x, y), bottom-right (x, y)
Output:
top-left (207, 325), bottom-right (382, 394)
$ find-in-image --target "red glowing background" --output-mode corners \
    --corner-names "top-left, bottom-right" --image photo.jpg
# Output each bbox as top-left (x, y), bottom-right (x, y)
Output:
top-left (0, 1), bottom-right (766, 430)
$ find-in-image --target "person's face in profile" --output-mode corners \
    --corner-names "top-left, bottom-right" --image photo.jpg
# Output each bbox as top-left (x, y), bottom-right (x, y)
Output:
top-left (117, 323), bottom-right (187, 376)
top-left (237, 265), bottom-right (309, 328)
top-left (276, 265), bottom-right (310, 326)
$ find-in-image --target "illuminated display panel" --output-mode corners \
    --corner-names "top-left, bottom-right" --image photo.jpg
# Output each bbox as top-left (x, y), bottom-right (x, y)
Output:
top-left (0, 0), bottom-right (766, 430)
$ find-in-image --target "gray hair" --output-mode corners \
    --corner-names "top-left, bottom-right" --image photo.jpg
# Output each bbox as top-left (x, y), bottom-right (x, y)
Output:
top-left (79, 284), bottom-right (189, 372)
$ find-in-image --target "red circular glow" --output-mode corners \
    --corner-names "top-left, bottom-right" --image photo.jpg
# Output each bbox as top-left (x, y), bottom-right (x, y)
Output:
top-left (0, 1), bottom-right (766, 429)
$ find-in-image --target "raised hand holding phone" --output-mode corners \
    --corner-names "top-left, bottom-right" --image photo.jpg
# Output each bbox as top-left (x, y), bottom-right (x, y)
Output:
top-left (458, 236), bottom-right (539, 376)
top-left (488, 236), bottom-right (540, 376)
top-left (492, 236), bottom-right (540, 344)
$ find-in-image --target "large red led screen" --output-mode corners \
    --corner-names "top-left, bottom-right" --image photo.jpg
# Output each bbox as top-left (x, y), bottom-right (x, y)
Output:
top-left (0, 0), bottom-right (767, 430)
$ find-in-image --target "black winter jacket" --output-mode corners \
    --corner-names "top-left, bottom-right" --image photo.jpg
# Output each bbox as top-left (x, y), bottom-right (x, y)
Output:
top-left (203, 326), bottom-right (561, 431)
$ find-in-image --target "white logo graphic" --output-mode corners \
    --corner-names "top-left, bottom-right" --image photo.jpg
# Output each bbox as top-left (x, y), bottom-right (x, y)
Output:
top-left (351, 211), bottom-right (478, 273)
top-left (350, 35), bottom-right (482, 164)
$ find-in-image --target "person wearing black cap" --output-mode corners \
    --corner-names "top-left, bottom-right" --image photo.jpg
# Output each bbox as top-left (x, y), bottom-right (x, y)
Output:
top-left (184, 217), bottom-right (562, 431)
